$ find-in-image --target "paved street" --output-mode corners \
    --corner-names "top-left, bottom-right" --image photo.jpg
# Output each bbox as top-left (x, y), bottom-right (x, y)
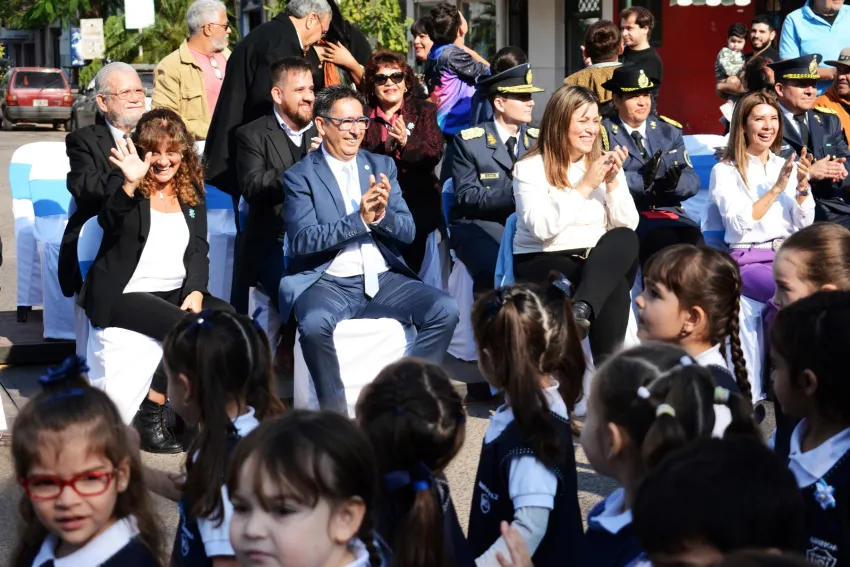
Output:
top-left (0, 128), bottom-right (772, 558)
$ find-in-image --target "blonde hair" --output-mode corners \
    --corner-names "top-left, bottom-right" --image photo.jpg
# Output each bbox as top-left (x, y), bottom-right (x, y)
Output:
top-left (723, 91), bottom-right (783, 189)
top-left (520, 85), bottom-right (602, 189)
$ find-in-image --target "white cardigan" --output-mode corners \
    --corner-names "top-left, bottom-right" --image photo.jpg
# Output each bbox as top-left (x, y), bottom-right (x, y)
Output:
top-left (512, 153), bottom-right (639, 254)
top-left (708, 152), bottom-right (814, 245)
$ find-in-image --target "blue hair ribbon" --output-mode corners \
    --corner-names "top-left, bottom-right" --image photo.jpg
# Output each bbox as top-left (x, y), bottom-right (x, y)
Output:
top-left (40, 355), bottom-right (89, 388)
top-left (383, 462), bottom-right (433, 493)
top-left (186, 308), bottom-right (214, 338)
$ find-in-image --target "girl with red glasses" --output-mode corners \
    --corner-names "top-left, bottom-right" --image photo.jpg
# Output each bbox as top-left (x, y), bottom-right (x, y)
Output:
top-left (11, 356), bottom-right (163, 567)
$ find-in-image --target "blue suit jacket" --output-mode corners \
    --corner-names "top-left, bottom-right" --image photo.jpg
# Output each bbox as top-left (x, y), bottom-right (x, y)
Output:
top-left (280, 148), bottom-right (418, 320)
top-left (602, 116), bottom-right (700, 212)
top-left (779, 107), bottom-right (850, 215)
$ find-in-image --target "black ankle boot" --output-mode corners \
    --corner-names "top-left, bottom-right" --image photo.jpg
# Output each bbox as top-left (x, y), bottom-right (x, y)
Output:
top-left (132, 399), bottom-right (184, 454)
top-left (573, 301), bottom-right (592, 340)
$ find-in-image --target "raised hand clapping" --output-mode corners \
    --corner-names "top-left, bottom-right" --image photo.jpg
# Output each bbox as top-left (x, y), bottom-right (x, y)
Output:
top-left (109, 137), bottom-right (152, 196)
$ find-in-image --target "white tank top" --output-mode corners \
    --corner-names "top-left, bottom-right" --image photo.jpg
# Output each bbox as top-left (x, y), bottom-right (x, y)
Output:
top-left (123, 209), bottom-right (190, 294)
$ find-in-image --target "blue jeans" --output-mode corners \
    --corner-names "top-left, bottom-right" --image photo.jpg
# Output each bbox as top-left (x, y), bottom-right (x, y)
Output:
top-left (293, 271), bottom-right (460, 413)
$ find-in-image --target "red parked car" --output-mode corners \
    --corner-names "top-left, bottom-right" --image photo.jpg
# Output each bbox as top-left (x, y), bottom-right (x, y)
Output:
top-left (0, 67), bottom-right (73, 131)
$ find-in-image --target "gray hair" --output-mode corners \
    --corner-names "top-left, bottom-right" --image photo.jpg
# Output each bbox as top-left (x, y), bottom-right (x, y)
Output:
top-left (286, 0), bottom-right (332, 19)
top-left (94, 62), bottom-right (138, 96)
top-left (187, 0), bottom-right (227, 36)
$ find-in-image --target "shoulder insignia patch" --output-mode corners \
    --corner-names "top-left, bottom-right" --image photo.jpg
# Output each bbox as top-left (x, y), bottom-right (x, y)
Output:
top-left (461, 127), bottom-right (485, 140)
top-left (814, 106), bottom-right (838, 115)
top-left (486, 132), bottom-right (497, 146)
top-left (600, 125), bottom-right (610, 152)
top-left (659, 115), bottom-right (683, 129)
top-left (612, 123), bottom-right (619, 134)
top-left (527, 128), bottom-right (539, 138)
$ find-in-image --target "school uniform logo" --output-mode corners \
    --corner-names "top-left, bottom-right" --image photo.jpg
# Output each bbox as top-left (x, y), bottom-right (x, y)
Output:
top-left (478, 481), bottom-right (499, 514)
top-left (177, 500), bottom-right (195, 557)
top-left (807, 537), bottom-right (838, 567)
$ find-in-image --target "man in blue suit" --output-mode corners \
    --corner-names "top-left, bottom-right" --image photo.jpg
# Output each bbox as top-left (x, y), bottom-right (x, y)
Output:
top-left (601, 65), bottom-right (701, 266)
top-left (447, 61), bottom-right (542, 292)
top-left (769, 55), bottom-right (850, 228)
top-left (281, 86), bottom-right (459, 413)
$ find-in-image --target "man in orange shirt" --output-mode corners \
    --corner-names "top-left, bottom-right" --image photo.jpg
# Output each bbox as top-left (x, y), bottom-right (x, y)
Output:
top-left (815, 47), bottom-right (850, 141)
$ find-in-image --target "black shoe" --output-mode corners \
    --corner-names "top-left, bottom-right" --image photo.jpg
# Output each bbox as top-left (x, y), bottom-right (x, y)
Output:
top-left (573, 301), bottom-right (592, 340)
top-left (132, 399), bottom-right (184, 454)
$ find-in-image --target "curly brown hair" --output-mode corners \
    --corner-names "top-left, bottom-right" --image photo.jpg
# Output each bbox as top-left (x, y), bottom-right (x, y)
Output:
top-left (360, 50), bottom-right (416, 109)
top-left (132, 108), bottom-right (205, 207)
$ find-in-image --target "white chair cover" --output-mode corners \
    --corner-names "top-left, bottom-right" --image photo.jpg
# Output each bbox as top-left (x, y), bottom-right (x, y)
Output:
top-left (419, 230), bottom-right (444, 291)
top-left (30, 154), bottom-right (75, 339)
top-left (446, 258), bottom-right (478, 362)
top-left (293, 319), bottom-right (416, 416)
top-left (9, 142), bottom-right (54, 308)
top-left (205, 184), bottom-right (236, 302)
top-left (77, 216), bottom-right (162, 423)
top-left (738, 296), bottom-right (766, 403)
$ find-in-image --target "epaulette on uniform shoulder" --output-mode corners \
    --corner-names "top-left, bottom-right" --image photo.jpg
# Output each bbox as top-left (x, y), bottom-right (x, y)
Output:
top-left (460, 127), bottom-right (485, 140)
top-left (659, 115), bottom-right (683, 129)
top-left (814, 106), bottom-right (838, 115)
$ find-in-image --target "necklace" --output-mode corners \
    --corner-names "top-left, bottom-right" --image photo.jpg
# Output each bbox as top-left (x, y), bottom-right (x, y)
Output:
top-left (158, 190), bottom-right (164, 200)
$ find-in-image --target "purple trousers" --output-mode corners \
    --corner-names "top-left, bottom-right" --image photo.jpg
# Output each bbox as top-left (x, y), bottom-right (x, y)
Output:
top-left (730, 247), bottom-right (777, 384)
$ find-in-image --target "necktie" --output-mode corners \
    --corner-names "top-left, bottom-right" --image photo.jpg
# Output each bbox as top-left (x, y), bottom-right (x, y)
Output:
top-left (631, 130), bottom-right (649, 160)
top-left (794, 113), bottom-right (810, 149)
top-left (505, 136), bottom-right (518, 164)
top-left (347, 163), bottom-right (380, 297)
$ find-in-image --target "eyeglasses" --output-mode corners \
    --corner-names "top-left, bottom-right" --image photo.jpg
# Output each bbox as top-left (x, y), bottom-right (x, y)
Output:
top-left (208, 22), bottom-right (230, 31)
top-left (319, 115), bottom-right (371, 131)
top-left (374, 72), bottom-right (405, 86)
top-left (312, 13), bottom-right (328, 37)
top-left (21, 469), bottom-right (118, 501)
top-left (103, 88), bottom-right (146, 101)
top-left (209, 56), bottom-right (223, 80)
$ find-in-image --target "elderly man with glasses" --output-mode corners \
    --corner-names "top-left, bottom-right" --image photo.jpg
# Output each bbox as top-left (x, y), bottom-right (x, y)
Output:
top-left (281, 86), bottom-right (459, 414)
top-left (152, 0), bottom-right (231, 141)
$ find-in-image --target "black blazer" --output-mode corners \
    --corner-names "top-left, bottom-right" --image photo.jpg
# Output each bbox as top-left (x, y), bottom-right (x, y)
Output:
top-left (204, 13), bottom-right (304, 195)
top-left (59, 123), bottom-right (120, 297)
top-left (234, 113), bottom-right (317, 289)
top-left (80, 183), bottom-right (209, 328)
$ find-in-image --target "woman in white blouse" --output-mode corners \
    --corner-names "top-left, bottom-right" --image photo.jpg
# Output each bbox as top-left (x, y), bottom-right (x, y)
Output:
top-left (709, 90), bottom-right (814, 305)
top-left (513, 85), bottom-right (640, 364)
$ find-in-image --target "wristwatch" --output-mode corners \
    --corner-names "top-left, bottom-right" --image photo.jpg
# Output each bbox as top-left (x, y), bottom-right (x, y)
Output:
top-left (797, 188), bottom-right (810, 196)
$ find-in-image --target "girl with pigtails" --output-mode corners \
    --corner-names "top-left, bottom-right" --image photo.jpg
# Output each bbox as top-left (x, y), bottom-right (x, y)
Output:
top-left (635, 244), bottom-right (752, 400)
top-left (578, 343), bottom-right (762, 567)
top-left (467, 276), bottom-right (588, 567)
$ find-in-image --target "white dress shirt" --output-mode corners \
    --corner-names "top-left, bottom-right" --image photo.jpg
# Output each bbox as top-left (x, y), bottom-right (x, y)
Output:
top-left (787, 419), bottom-right (850, 488)
top-left (620, 119), bottom-right (648, 140)
top-left (493, 119), bottom-right (518, 157)
top-left (709, 152), bottom-right (815, 245)
top-left (513, 153), bottom-right (639, 254)
top-left (321, 146), bottom-right (389, 278)
top-left (274, 108), bottom-right (313, 147)
top-left (106, 120), bottom-right (130, 145)
top-left (779, 103), bottom-right (807, 137)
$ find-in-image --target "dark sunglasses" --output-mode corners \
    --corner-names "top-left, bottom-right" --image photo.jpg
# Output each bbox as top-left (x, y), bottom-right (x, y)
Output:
top-left (374, 72), bottom-right (405, 86)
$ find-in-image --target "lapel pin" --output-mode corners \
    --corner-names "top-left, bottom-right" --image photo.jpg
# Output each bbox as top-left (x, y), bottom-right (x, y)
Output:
top-left (815, 479), bottom-right (836, 510)
top-left (189, 209), bottom-right (195, 219)
top-left (407, 122), bottom-right (414, 130)
top-left (650, 121), bottom-right (657, 130)
top-left (364, 164), bottom-right (370, 171)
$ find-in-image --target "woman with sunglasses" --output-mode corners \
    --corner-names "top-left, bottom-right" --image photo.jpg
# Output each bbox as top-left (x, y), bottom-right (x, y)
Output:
top-left (360, 50), bottom-right (445, 273)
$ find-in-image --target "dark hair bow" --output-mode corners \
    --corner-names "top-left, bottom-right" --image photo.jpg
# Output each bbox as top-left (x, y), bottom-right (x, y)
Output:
top-left (551, 276), bottom-right (574, 298)
top-left (186, 308), bottom-right (214, 338)
top-left (485, 288), bottom-right (508, 317)
top-left (40, 355), bottom-right (89, 388)
top-left (251, 306), bottom-right (265, 333)
top-left (383, 462), bottom-right (433, 493)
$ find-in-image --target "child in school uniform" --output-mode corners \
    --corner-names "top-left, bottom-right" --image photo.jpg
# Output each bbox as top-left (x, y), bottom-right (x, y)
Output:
top-left (142, 310), bottom-right (285, 567)
top-left (635, 244), bottom-right (751, 398)
top-left (579, 344), bottom-right (761, 567)
top-left (771, 222), bottom-right (850, 309)
top-left (632, 436), bottom-right (806, 566)
top-left (771, 291), bottom-right (850, 566)
top-left (468, 279), bottom-right (587, 567)
top-left (226, 410), bottom-right (385, 567)
top-left (356, 358), bottom-right (474, 567)
top-left (11, 356), bottom-right (163, 567)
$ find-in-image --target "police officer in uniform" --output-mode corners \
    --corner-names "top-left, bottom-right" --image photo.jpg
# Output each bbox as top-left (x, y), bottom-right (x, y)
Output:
top-left (448, 62), bottom-right (543, 292)
top-left (769, 54), bottom-right (850, 228)
top-left (601, 65), bottom-right (701, 266)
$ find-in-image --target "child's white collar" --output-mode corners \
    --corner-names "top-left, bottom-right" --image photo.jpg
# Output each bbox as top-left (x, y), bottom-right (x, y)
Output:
top-left (788, 419), bottom-right (850, 487)
top-left (32, 516), bottom-right (139, 567)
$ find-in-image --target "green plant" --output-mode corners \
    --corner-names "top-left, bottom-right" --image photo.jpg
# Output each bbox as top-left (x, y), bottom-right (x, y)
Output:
top-left (78, 57), bottom-right (102, 87)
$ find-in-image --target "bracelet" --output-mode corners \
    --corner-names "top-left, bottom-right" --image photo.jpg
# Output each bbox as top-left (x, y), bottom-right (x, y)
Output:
top-left (797, 188), bottom-right (810, 196)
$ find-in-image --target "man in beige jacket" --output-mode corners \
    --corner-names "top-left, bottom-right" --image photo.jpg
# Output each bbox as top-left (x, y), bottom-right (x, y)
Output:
top-left (153, 0), bottom-right (231, 140)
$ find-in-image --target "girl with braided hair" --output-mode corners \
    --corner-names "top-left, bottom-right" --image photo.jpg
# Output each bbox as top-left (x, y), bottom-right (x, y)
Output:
top-left (226, 410), bottom-right (385, 567)
top-left (579, 343), bottom-right (761, 567)
top-left (635, 244), bottom-right (752, 401)
top-left (355, 358), bottom-right (472, 567)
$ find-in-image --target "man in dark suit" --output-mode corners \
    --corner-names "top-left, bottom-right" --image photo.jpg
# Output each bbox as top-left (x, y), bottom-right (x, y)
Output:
top-left (233, 57), bottom-right (320, 313)
top-left (60, 62), bottom-right (145, 299)
top-left (204, 0), bottom-right (331, 201)
top-left (601, 65), bottom-right (701, 266)
top-left (282, 86), bottom-right (459, 413)
top-left (770, 55), bottom-right (850, 228)
top-left (448, 62), bottom-right (542, 292)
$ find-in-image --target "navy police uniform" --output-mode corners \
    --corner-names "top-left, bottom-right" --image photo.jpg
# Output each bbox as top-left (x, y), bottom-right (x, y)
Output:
top-left (447, 63), bottom-right (543, 292)
top-left (466, 411), bottom-right (583, 567)
top-left (770, 55), bottom-right (850, 229)
top-left (600, 66), bottom-right (702, 266)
